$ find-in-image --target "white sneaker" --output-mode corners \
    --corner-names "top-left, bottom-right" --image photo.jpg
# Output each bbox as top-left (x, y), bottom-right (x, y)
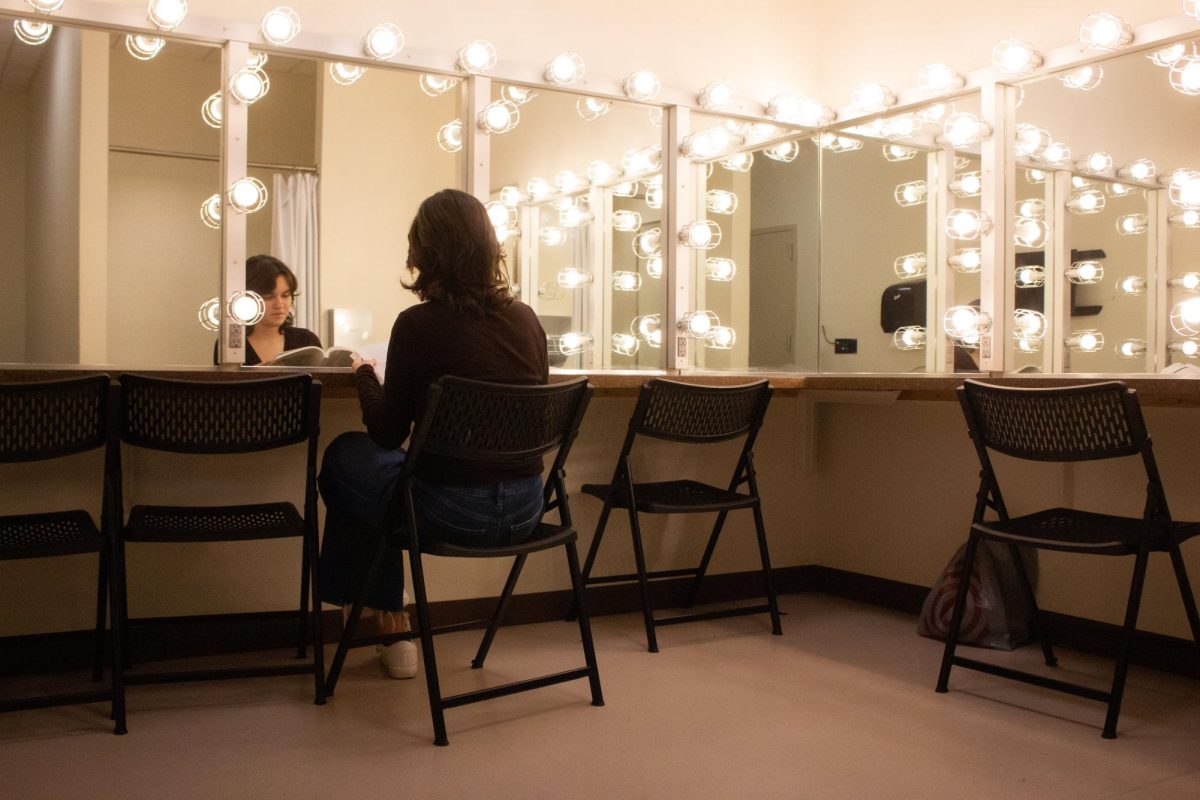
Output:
top-left (379, 639), bottom-right (419, 679)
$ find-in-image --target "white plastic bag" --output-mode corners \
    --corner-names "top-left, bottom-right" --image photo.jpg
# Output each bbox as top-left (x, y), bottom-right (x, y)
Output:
top-left (918, 541), bottom-right (1037, 651)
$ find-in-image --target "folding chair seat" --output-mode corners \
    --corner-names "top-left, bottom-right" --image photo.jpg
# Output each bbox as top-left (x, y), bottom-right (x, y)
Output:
top-left (578, 379), bottom-right (782, 653)
top-left (324, 376), bottom-right (603, 746)
top-left (0, 375), bottom-right (125, 733)
top-left (937, 379), bottom-right (1200, 739)
top-left (113, 374), bottom-right (324, 703)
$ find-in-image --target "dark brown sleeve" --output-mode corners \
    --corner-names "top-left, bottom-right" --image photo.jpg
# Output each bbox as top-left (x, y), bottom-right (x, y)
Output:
top-left (355, 313), bottom-right (414, 450)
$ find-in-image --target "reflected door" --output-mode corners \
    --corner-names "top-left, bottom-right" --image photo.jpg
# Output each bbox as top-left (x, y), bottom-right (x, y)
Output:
top-left (749, 226), bottom-right (796, 367)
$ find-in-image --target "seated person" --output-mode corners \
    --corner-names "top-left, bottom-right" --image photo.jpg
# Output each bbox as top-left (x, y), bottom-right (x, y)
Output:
top-left (212, 255), bottom-right (320, 365)
top-left (317, 189), bottom-right (549, 680)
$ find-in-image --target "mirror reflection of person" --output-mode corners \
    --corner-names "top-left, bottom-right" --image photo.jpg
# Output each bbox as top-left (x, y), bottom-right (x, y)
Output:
top-left (317, 189), bottom-right (549, 681)
top-left (211, 255), bottom-right (321, 365)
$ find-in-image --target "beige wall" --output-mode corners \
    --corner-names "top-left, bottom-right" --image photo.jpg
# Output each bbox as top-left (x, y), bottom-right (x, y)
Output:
top-left (77, 31), bottom-right (108, 364)
top-left (0, 88), bottom-right (28, 362)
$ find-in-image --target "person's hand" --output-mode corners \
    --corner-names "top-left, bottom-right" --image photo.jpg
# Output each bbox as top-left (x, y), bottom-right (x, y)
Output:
top-left (351, 356), bottom-right (377, 373)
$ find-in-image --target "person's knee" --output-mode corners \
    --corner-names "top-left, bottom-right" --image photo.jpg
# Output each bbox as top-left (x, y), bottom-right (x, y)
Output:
top-left (319, 431), bottom-right (371, 490)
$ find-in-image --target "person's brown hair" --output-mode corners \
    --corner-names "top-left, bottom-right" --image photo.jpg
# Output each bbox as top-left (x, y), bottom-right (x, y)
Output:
top-left (246, 254), bottom-right (298, 331)
top-left (403, 189), bottom-right (514, 315)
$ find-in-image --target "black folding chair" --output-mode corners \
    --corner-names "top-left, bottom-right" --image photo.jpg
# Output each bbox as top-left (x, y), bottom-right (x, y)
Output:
top-left (324, 375), bottom-right (603, 746)
top-left (938, 379), bottom-right (1200, 738)
top-left (113, 374), bottom-right (324, 704)
top-left (578, 379), bottom-right (782, 652)
top-left (0, 375), bottom-right (125, 734)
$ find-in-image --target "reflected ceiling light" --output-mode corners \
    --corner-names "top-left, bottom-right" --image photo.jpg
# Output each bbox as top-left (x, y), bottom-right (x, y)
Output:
top-left (1169, 170), bottom-right (1200, 209)
top-left (363, 23), bottom-right (403, 60)
top-left (1169, 272), bottom-right (1200, 292)
top-left (25, 0), bottom-right (64, 11)
top-left (1117, 158), bottom-right (1156, 182)
top-left (611, 332), bottom-right (640, 356)
top-left (1149, 42), bottom-right (1189, 67)
top-left (622, 145), bottom-right (662, 175)
top-left (623, 70), bottom-right (660, 101)
top-left (645, 184), bottom-right (663, 209)
top-left (894, 252), bottom-right (928, 279)
top-left (941, 112), bottom-right (991, 147)
top-left (705, 257), bottom-right (737, 282)
top-left (632, 314), bottom-right (663, 347)
top-left (576, 96), bottom-right (612, 121)
top-left (500, 85), bottom-right (537, 105)
top-left (147, 0), bottom-right (188, 31)
top-left (893, 326), bottom-right (927, 351)
top-left (882, 114), bottom-right (919, 140)
top-left (198, 297), bottom-right (222, 331)
top-left (1066, 260), bottom-right (1104, 284)
top-left (457, 40), bottom-right (497, 73)
top-left (1115, 275), bottom-right (1147, 296)
top-left (883, 144), bottom-right (918, 162)
top-left (918, 63), bottom-right (965, 96)
top-left (719, 151), bottom-right (754, 172)
top-left (764, 141), bottom-right (801, 163)
top-left (227, 177), bottom-right (268, 214)
top-left (1013, 309), bottom-right (1047, 340)
top-left (814, 133), bottom-right (862, 152)
top-left (612, 271), bottom-right (643, 292)
top-left (744, 122), bottom-right (783, 144)
top-left (1079, 12), bottom-right (1133, 51)
top-left (1071, 176), bottom-right (1094, 190)
top-left (1026, 168), bottom-right (1047, 184)
top-left (1171, 209), bottom-right (1200, 228)
top-left (1067, 188), bottom-right (1106, 214)
top-left (698, 79), bottom-right (737, 110)
top-left (1060, 64), bottom-right (1103, 91)
top-left (329, 62), bottom-right (367, 85)
top-left (1013, 123), bottom-right (1050, 158)
top-left (485, 201), bottom-right (516, 229)
top-left (230, 66), bottom-right (270, 104)
top-left (1108, 180), bottom-right (1137, 196)
top-left (634, 228), bottom-right (662, 258)
top-left (1171, 339), bottom-right (1200, 358)
top-left (555, 332), bottom-right (593, 356)
top-left (1170, 55), bottom-right (1200, 94)
top-left (1116, 213), bottom-right (1148, 235)
top-left (950, 172), bottom-right (982, 198)
top-left (1015, 198), bottom-right (1045, 219)
top-left (917, 101), bottom-right (954, 126)
top-left (494, 225), bottom-right (516, 242)
top-left (680, 126), bottom-right (738, 159)
top-left (943, 305), bottom-right (990, 347)
top-left (894, 180), bottom-right (928, 207)
top-left (419, 74), bottom-right (458, 96)
top-left (526, 178), bottom-right (552, 202)
top-left (228, 290), bottom-right (266, 326)
top-left (1076, 151), bottom-right (1113, 175)
top-left (200, 193), bottom-right (222, 229)
top-left (705, 326), bottom-right (737, 350)
top-left (498, 185), bottom-right (523, 207)
top-left (679, 310), bottom-right (720, 338)
top-left (1066, 330), bottom-right (1104, 352)
top-left (851, 82), bottom-right (896, 112)
top-left (645, 255), bottom-right (663, 278)
top-left (13, 19), bottom-right (52, 44)
top-left (246, 51), bottom-right (269, 70)
top-left (992, 38), bottom-right (1043, 75)
top-left (679, 221), bottom-right (721, 249)
top-left (946, 209), bottom-right (992, 240)
top-left (261, 7), bottom-right (300, 45)
top-left (478, 99), bottom-right (519, 134)
top-left (1014, 337), bottom-right (1043, 354)
top-left (766, 94), bottom-right (836, 127)
top-left (539, 227), bottom-right (567, 247)
top-left (585, 160), bottom-right (617, 184)
top-left (201, 91), bottom-right (223, 128)
top-left (1014, 265), bottom-right (1045, 288)
top-left (1172, 297), bottom-right (1200, 336)
top-left (1039, 141), bottom-right (1071, 167)
top-left (611, 180), bottom-right (639, 198)
top-left (544, 52), bottom-right (585, 86)
top-left (436, 119), bottom-right (463, 152)
top-left (612, 210), bottom-right (642, 232)
top-left (556, 268), bottom-right (593, 289)
top-left (125, 33), bottom-right (165, 60)
top-left (949, 247), bottom-right (982, 273)
top-left (1013, 217), bottom-right (1049, 247)
top-left (706, 190), bottom-right (739, 215)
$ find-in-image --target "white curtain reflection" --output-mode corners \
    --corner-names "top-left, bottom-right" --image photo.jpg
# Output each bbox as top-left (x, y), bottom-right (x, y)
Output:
top-left (270, 172), bottom-right (320, 330)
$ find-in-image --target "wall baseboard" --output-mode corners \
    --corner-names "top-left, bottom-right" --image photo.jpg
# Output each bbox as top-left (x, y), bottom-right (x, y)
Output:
top-left (2, 565), bottom-right (1196, 680)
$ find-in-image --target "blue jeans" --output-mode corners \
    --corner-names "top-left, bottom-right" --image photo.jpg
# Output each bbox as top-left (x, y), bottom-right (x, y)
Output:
top-left (317, 431), bottom-right (544, 611)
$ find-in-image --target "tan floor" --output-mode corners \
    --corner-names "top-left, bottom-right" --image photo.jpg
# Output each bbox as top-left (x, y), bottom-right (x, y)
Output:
top-left (2, 594), bottom-right (1199, 799)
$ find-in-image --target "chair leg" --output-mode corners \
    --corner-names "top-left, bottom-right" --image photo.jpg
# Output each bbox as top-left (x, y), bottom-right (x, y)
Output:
top-left (626, 507), bottom-right (658, 653)
top-left (1102, 547), bottom-right (1151, 740)
top-left (566, 540), bottom-right (604, 707)
top-left (296, 533), bottom-right (310, 660)
top-left (472, 554), bottom-right (527, 669)
top-left (684, 510), bottom-right (729, 608)
top-left (750, 504), bottom-right (783, 635)
top-left (1009, 543), bottom-right (1057, 667)
top-left (569, 501), bottom-right (614, 621)
top-left (108, 536), bottom-right (127, 735)
top-left (409, 548), bottom-right (449, 746)
top-left (116, 539), bottom-right (132, 671)
top-left (1166, 542), bottom-right (1200, 653)
top-left (306, 525), bottom-right (326, 705)
top-left (324, 530), bottom-right (389, 698)
top-left (937, 532), bottom-right (979, 693)
top-left (93, 548), bottom-right (108, 682)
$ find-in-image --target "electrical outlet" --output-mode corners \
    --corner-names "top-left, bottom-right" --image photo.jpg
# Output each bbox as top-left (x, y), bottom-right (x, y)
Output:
top-left (834, 338), bottom-right (857, 354)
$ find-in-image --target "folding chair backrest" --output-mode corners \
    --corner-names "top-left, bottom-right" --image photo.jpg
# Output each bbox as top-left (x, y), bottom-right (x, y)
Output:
top-left (632, 379), bottom-right (771, 444)
top-left (958, 379), bottom-right (1146, 464)
top-left (118, 373), bottom-right (317, 454)
top-left (406, 376), bottom-right (592, 470)
top-left (0, 375), bottom-right (111, 463)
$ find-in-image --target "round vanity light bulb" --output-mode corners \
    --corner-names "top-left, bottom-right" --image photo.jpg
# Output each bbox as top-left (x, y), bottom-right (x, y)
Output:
top-left (230, 67), bottom-right (270, 105)
top-left (698, 79), bottom-right (737, 110)
top-left (436, 119), bottom-right (464, 152)
top-left (1080, 12), bottom-right (1133, 51)
top-left (1172, 210), bottom-right (1200, 228)
top-left (1026, 169), bottom-right (1048, 184)
top-left (883, 144), bottom-right (918, 162)
top-left (1170, 56), bottom-right (1200, 95)
top-left (478, 100), bottom-right (519, 134)
top-left (612, 271), bottom-right (643, 292)
top-left (611, 332), bottom-right (640, 356)
top-left (1118, 159), bottom-right (1156, 182)
top-left (644, 185), bottom-right (663, 209)
top-left (706, 190), bottom-right (739, 215)
top-left (1013, 124), bottom-right (1049, 158)
top-left (680, 310), bottom-right (718, 338)
top-left (894, 253), bottom-right (928, 279)
top-left (198, 297), bottom-right (222, 331)
top-left (559, 204), bottom-right (593, 228)
top-left (545, 52), bottom-right (584, 86)
top-left (13, 19), bottom-right (52, 45)
top-left (1060, 64), bottom-right (1103, 91)
top-left (893, 326), bottom-right (927, 351)
top-left (951, 172), bottom-right (983, 198)
top-left (1067, 189), bottom-right (1106, 215)
top-left (1077, 152), bottom-right (1113, 175)
top-left (1175, 339), bottom-right (1200, 357)
top-left (364, 23), bottom-right (404, 60)
top-left (584, 160), bottom-right (617, 184)
top-left (946, 209), bottom-right (991, 241)
top-left (612, 210), bottom-right (642, 233)
top-left (125, 34), bottom-right (165, 60)
top-left (148, 0), bottom-right (188, 31)
top-left (576, 96), bottom-right (612, 122)
top-left (634, 228), bottom-right (662, 258)
top-left (498, 185), bottom-right (523, 207)
top-left (1116, 276), bottom-right (1147, 296)
top-left (1174, 298), bottom-right (1200, 335)
top-left (1066, 260), bottom-right (1104, 284)
top-left (918, 63), bottom-right (964, 96)
top-left (1150, 42), bottom-right (1189, 67)
top-left (1170, 171), bottom-right (1200, 209)
top-left (705, 258), bottom-right (737, 282)
top-left (419, 74), bottom-right (458, 96)
top-left (1040, 141), bottom-right (1071, 167)
top-left (526, 178), bottom-right (552, 202)
top-left (500, 85), bottom-right (536, 106)
top-left (539, 227), bottom-right (566, 247)
top-left (895, 181), bottom-right (928, 207)
top-left (553, 170), bottom-right (584, 194)
top-left (25, 0), bottom-right (65, 11)
top-left (201, 91), bottom-right (223, 128)
top-left (556, 268), bottom-right (592, 289)
top-left (1170, 272), bottom-right (1200, 292)
top-left (993, 38), bottom-right (1043, 75)
top-left (228, 291), bottom-right (266, 326)
top-left (329, 63), bottom-right (367, 86)
top-left (1117, 214), bottom-right (1148, 235)
top-left (200, 193), bottom-right (222, 229)
top-left (679, 221), bottom-right (721, 250)
top-left (611, 181), bottom-right (639, 198)
top-left (556, 332), bottom-right (592, 356)
top-left (761, 141), bottom-right (800, 163)
top-left (483, 201), bottom-right (512, 229)
top-left (1013, 217), bottom-right (1049, 248)
top-left (949, 248), bottom-right (982, 273)
top-left (645, 255), bottom-right (663, 279)
top-left (228, 177), bottom-right (268, 214)
top-left (1015, 199), bottom-right (1045, 219)
top-left (942, 112), bottom-right (990, 147)
top-left (457, 40), bottom-right (497, 74)
top-left (883, 114), bottom-right (919, 140)
top-left (851, 82), bottom-right (895, 112)
top-left (623, 70), bottom-right (660, 101)
top-left (1014, 266), bottom-right (1045, 288)
top-left (633, 316), bottom-right (663, 347)
top-left (261, 7), bottom-right (301, 45)
top-left (1068, 330), bottom-right (1104, 352)
top-left (622, 146), bottom-right (662, 175)
top-left (917, 102), bottom-right (954, 126)
top-left (705, 326), bottom-right (737, 350)
top-left (944, 305), bottom-right (989, 340)
top-left (1013, 309), bottom-right (1047, 339)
